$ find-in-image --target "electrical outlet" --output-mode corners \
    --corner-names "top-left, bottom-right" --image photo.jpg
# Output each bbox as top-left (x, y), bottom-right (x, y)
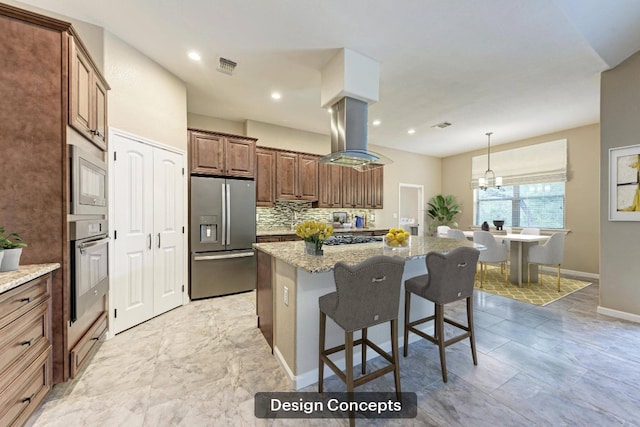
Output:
top-left (370, 214), bottom-right (375, 221)
top-left (256, 213), bottom-right (260, 221)
top-left (392, 213), bottom-right (398, 219)
top-left (284, 286), bottom-right (289, 306)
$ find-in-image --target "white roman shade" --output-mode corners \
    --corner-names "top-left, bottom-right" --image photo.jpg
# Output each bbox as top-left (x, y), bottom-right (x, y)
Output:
top-left (471, 139), bottom-right (567, 189)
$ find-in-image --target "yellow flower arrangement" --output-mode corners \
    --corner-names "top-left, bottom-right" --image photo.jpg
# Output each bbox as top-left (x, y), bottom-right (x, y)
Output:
top-left (295, 220), bottom-right (334, 252)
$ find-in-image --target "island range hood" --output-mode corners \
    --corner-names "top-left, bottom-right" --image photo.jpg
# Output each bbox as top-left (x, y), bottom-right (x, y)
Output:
top-left (317, 96), bottom-right (391, 171)
top-left (317, 48), bottom-right (392, 171)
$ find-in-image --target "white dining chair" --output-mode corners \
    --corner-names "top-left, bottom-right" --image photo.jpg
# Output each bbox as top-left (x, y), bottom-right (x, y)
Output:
top-left (472, 231), bottom-right (508, 288)
top-left (446, 229), bottom-right (467, 240)
top-left (436, 225), bottom-right (451, 237)
top-left (527, 232), bottom-right (565, 291)
top-left (521, 227), bottom-right (540, 235)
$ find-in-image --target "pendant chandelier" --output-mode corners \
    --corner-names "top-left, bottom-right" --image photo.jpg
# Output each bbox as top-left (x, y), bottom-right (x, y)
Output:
top-left (478, 132), bottom-right (502, 190)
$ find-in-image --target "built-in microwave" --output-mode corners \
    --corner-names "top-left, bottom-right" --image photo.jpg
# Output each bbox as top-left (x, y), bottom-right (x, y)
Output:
top-left (70, 145), bottom-right (107, 215)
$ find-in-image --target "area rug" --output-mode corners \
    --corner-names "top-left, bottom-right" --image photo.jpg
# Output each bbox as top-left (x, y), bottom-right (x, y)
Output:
top-left (474, 266), bottom-right (592, 306)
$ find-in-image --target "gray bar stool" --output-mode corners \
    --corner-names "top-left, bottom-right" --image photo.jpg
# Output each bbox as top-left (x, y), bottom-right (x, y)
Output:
top-left (318, 255), bottom-right (405, 404)
top-left (403, 247), bottom-right (480, 382)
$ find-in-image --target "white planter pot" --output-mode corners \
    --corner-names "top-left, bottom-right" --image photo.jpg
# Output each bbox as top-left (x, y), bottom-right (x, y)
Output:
top-left (0, 248), bottom-right (22, 272)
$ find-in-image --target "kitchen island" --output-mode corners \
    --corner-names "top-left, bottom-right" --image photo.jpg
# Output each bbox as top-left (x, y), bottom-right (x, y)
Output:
top-left (253, 235), bottom-right (479, 389)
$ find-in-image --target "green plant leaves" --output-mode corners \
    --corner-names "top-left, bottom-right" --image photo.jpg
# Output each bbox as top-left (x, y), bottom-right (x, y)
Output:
top-left (0, 227), bottom-right (27, 249)
top-left (427, 194), bottom-right (461, 231)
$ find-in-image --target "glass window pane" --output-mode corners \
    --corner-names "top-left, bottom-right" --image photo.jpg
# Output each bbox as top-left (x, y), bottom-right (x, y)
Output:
top-left (474, 182), bottom-right (564, 228)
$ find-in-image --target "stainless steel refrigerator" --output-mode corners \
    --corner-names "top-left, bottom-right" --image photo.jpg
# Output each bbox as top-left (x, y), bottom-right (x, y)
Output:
top-left (190, 176), bottom-right (256, 299)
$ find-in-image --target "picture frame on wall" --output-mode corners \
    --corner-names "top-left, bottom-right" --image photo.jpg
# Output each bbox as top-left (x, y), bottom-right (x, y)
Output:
top-left (609, 144), bottom-right (640, 221)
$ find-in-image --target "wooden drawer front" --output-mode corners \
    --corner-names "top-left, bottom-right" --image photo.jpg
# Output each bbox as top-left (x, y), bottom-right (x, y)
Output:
top-left (0, 302), bottom-right (49, 392)
top-left (0, 274), bottom-right (51, 330)
top-left (256, 236), bottom-right (282, 243)
top-left (70, 312), bottom-right (107, 378)
top-left (0, 348), bottom-right (51, 427)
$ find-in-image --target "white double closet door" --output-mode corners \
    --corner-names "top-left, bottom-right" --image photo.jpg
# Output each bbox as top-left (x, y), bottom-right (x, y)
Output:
top-left (111, 130), bottom-right (185, 334)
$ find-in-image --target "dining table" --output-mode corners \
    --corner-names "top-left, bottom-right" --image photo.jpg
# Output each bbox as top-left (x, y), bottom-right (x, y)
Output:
top-left (463, 231), bottom-right (550, 286)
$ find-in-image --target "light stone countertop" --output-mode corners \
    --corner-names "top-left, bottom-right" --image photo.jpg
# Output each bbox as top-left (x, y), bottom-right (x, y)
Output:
top-left (253, 235), bottom-right (481, 273)
top-left (256, 226), bottom-right (391, 236)
top-left (0, 263), bottom-right (60, 294)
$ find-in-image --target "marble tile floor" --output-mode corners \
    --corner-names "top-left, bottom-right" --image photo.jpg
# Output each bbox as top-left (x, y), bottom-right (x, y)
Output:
top-left (27, 280), bottom-right (640, 426)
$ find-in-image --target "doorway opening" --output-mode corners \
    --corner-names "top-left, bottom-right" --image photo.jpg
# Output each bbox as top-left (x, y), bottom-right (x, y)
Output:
top-left (398, 183), bottom-right (424, 236)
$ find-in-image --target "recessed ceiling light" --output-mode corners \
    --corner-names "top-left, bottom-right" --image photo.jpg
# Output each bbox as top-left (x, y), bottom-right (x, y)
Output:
top-left (271, 92), bottom-right (282, 100)
top-left (372, 120), bottom-right (381, 126)
top-left (187, 51), bottom-right (201, 61)
top-left (408, 129), bottom-right (416, 135)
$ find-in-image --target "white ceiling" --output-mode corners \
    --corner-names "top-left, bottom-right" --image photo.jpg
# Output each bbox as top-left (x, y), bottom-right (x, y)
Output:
top-left (17, 0), bottom-right (640, 157)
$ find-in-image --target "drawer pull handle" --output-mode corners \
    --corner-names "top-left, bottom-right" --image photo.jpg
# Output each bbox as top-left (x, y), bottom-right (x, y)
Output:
top-left (20, 297), bottom-right (33, 303)
top-left (20, 339), bottom-right (34, 346)
top-left (91, 337), bottom-right (100, 341)
top-left (22, 394), bottom-right (35, 404)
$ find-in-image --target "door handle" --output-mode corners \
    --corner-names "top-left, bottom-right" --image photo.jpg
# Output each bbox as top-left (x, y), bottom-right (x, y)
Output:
top-left (147, 233), bottom-right (152, 250)
top-left (157, 233), bottom-right (161, 248)
top-left (194, 252), bottom-right (255, 261)
top-left (226, 184), bottom-right (231, 245)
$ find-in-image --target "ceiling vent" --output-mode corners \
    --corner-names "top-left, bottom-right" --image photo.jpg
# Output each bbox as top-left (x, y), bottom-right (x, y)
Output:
top-left (217, 57), bottom-right (237, 75)
top-left (431, 121), bottom-right (452, 129)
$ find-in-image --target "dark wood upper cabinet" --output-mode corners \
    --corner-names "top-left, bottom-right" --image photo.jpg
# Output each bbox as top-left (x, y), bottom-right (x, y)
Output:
top-left (275, 151), bottom-right (318, 201)
top-left (318, 163), bottom-right (342, 208)
top-left (299, 154), bottom-right (319, 200)
top-left (256, 148), bottom-right (277, 206)
top-left (189, 129), bottom-right (256, 178)
top-left (69, 36), bottom-right (109, 151)
top-left (256, 148), bottom-right (381, 208)
top-left (342, 167), bottom-right (365, 208)
top-left (364, 167), bottom-right (384, 209)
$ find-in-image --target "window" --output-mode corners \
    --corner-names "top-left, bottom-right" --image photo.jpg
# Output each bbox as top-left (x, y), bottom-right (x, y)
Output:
top-left (475, 182), bottom-right (565, 228)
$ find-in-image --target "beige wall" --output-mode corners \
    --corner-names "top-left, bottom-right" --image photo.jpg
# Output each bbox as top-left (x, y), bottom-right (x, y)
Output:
top-left (104, 32), bottom-right (187, 150)
top-left (187, 113), bottom-right (245, 136)
top-left (442, 124), bottom-right (600, 275)
top-left (600, 50), bottom-right (640, 318)
top-left (372, 144), bottom-right (441, 229)
top-left (246, 120), bottom-right (329, 155)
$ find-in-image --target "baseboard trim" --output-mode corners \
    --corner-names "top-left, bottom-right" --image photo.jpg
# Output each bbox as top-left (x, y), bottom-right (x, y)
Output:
top-left (597, 306), bottom-right (640, 324)
top-left (273, 346), bottom-right (297, 383)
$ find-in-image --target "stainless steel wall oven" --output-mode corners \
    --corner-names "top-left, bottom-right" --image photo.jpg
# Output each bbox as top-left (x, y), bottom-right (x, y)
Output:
top-left (70, 219), bottom-right (109, 322)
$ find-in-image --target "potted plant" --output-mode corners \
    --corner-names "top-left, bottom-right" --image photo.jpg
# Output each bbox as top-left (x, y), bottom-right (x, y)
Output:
top-left (0, 227), bottom-right (27, 272)
top-left (427, 194), bottom-right (461, 233)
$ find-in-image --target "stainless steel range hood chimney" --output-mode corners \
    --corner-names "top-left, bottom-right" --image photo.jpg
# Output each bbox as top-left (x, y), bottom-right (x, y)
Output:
top-left (318, 48), bottom-right (391, 170)
top-left (317, 97), bottom-right (391, 170)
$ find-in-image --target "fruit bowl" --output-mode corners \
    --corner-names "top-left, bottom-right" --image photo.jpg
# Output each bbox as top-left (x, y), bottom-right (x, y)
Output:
top-left (493, 220), bottom-right (505, 230)
top-left (384, 228), bottom-right (411, 250)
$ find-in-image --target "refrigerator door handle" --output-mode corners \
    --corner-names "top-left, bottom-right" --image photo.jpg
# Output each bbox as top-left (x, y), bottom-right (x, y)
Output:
top-left (226, 183), bottom-right (231, 245)
top-left (194, 252), bottom-right (255, 261)
top-left (221, 183), bottom-right (226, 245)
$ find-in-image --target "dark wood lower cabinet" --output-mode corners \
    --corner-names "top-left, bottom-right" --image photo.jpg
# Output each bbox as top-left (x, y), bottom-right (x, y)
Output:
top-left (0, 272), bottom-right (53, 427)
top-left (69, 312), bottom-right (107, 379)
top-left (256, 251), bottom-right (273, 351)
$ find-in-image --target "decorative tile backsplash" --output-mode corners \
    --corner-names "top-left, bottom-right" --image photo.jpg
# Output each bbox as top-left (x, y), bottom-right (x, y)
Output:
top-left (257, 201), bottom-right (376, 230)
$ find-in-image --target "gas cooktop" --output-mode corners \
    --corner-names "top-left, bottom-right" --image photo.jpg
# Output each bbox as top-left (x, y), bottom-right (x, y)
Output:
top-left (323, 234), bottom-right (383, 246)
